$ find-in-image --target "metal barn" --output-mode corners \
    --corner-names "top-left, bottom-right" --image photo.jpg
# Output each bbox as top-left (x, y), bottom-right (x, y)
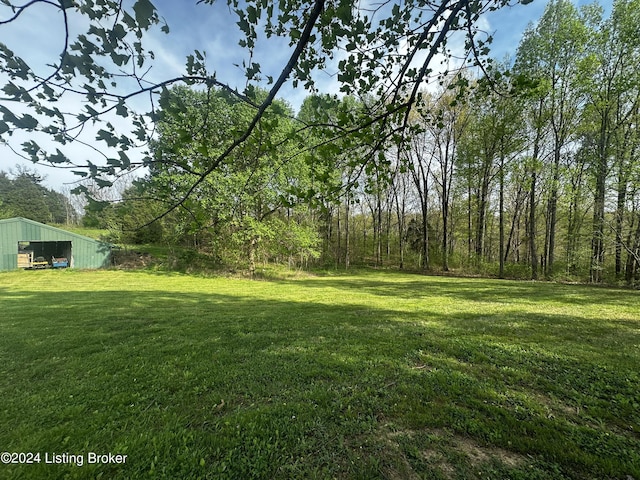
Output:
top-left (0, 217), bottom-right (111, 271)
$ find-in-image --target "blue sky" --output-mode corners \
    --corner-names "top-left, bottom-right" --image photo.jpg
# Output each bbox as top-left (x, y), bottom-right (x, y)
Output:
top-left (0, 0), bottom-right (611, 191)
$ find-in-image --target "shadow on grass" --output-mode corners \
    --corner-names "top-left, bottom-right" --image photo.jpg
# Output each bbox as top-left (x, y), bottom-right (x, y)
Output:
top-left (0, 286), bottom-right (638, 480)
top-left (290, 272), bottom-right (640, 308)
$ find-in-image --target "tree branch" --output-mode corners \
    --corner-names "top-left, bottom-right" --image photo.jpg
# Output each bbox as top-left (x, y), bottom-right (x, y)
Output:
top-left (138, 0), bottom-right (326, 228)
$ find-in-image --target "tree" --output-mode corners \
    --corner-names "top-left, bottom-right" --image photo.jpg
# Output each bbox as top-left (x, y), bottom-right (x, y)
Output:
top-left (0, 167), bottom-right (74, 223)
top-left (127, 85), bottom-right (319, 272)
top-left (404, 115), bottom-right (435, 270)
top-left (428, 81), bottom-right (469, 271)
top-left (509, 58), bottom-right (550, 279)
top-left (1, 0), bottom-right (531, 224)
top-left (458, 87), bottom-right (496, 265)
top-left (390, 159), bottom-right (413, 269)
top-left (462, 71), bottom-right (526, 276)
top-left (515, 0), bottom-right (590, 277)
top-left (582, 0), bottom-right (640, 282)
top-left (295, 94), bottom-right (367, 267)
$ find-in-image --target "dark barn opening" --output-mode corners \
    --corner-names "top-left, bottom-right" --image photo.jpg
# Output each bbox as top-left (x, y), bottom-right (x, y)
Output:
top-left (18, 241), bottom-right (72, 267)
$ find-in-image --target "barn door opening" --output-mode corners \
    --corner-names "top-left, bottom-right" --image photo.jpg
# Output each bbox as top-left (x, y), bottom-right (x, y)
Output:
top-left (18, 241), bottom-right (72, 268)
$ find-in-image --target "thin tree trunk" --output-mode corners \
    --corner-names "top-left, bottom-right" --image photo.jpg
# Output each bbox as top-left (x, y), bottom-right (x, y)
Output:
top-left (505, 182), bottom-right (524, 263)
top-left (421, 201), bottom-right (429, 270)
top-left (345, 197), bottom-right (350, 269)
top-left (499, 154), bottom-right (505, 278)
top-left (336, 205), bottom-right (342, 267)
top-left (625, 211), bottom-right (639, 284)
top-left (615, 162), bottom-right (628, 277)
top-left (591, 117), bottom-right (608, 283)
top-left (546, 148), bottom-right (560, 278)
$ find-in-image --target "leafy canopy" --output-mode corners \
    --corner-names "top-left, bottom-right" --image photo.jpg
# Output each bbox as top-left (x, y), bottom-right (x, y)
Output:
top-left (1, 0), bottom-right (530, 217)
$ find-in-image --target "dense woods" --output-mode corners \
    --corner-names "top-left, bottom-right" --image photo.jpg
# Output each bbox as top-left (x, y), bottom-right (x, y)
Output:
top-left (85, 0), bottom-right (637, 284)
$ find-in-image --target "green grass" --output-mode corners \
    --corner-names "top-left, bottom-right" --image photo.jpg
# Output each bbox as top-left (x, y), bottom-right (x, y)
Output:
top-left (50, 225), bottom-right (109, 241)
top-left (0, 269), bottom-right (638, 479)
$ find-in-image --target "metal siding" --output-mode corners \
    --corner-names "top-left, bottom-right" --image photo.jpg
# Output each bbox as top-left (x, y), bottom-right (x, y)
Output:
top-left (71, 238), bottom-right (111, 269)
top-left (25, 222), bottom-right (37, 241)
top-left (0, 219), bottom-right (19, 270)
top-left (0, 218), bottom-right (111, 270)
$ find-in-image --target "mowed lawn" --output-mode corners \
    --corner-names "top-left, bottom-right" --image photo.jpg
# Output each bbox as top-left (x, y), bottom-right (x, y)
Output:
top-left (0, 269), bottom-right (638, 480)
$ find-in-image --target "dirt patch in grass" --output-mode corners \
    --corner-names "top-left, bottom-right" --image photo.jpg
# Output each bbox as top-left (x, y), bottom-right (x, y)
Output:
top-left (453, 435), bottom-right (524, 468)
top-left (381, 427), bottom-right (527, 479)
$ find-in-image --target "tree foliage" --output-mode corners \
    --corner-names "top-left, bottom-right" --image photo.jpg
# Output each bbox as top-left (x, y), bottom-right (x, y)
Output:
top-left (1, 0), bottom-right (528, 211)
top-left (3, 0), bottom-right (640, 284)
top-left (109, 85), bottom-right (320, 270)
top-left (0, 168), bottom-right (76, 223)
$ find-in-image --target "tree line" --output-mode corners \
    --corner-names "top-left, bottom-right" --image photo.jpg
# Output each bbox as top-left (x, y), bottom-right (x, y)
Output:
top-left (86, 0), bottom-right (638, 284)
top-left (0, 168), bottom-right (78, 225)
top-left (2, 0), bottom-right (640, 284)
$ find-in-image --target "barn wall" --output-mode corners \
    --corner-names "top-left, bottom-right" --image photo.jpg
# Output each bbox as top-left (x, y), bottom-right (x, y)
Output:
top-left (0, 219), bottom-right (20, 270)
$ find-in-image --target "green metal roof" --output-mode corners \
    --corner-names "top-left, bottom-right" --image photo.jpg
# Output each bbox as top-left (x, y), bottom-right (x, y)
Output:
top-left (0, 217), bottom-right (111, 270)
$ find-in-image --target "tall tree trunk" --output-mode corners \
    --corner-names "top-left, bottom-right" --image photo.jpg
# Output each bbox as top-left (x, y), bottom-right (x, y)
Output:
top-left (625, 211), bottom-right (639, 284)
top-left (615, 177), bottom-right (627, 277)
top-left (616, 157), bottom-right (629, 277)
top-left (362, 202), bottom-right (367, 260)
top-left (336, 205), bottom-right (342, 267)
top-left (591, 118), bottom-right (609, 283)
top-left (442, 183), bottom-right (449, 272)
top-left (505, 181), bottom-right (524, 263)
top-left (248, 235), bottom-right (259, 277)
top-left (394, 177), bottom-right (407, 270)
top-left (529, 169), bottom-right (538, 279)
top-left (345, 197), bottom-right (350, 269)
top-left (499, 154), bottom-right (505, 278)
top-left (565, 157), bottom-right (586, 275)
top-left (529, 99), bottom-right (544, 280)
top-left (421, 201), bottom-right (429, 270)
top-left (546, 148), bottom-right (560, 278)
top-left (468, 179), bottom-right (473, 261)
top-left (476, 172), bottom-right (490, 260)
top-left (386, 200), bottom-right (392, 261)
top-left (376, 192), bottom-right (382, 266)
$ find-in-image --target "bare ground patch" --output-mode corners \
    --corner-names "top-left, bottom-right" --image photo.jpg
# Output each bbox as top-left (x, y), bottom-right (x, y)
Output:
top-left (380, 427), bottom-right (527, 479)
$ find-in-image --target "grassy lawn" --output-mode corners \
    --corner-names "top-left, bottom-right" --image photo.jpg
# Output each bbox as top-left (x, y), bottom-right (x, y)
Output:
top-left (0, 269), bottom-right (638, 479)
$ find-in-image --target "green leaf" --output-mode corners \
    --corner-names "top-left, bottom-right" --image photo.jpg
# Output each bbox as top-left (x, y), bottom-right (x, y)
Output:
top-left (2, 82), bottom-right (23, 99)
top-left (49, 149), bottom-right (69, 164)
top-left (115, 100), bottom-right (129, 118)
top-left (97, 129), bottom-right (119, 147)
top-left (119, 151), bottom-right (131, 169)
top-left (133, 0), bottom-right (157, 30)
top-left (237, 17), bottom-right (250, 34)
top-left (111, 52), bottom-right (130, 66)
top-left (196, 144), bottom-right (209, 156)
top-left (95, 178), bottom-right (113, 188)
top-left (21, 140), bottom-right (40, 158)
top-left (336, 2), bottom-right (352, 23)
top-left (122, 11), bottom-right (136, 30)
top-left (16, 114), bottom-right (38, 130)
top-left (246, 5), bottom-right (258, 24)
